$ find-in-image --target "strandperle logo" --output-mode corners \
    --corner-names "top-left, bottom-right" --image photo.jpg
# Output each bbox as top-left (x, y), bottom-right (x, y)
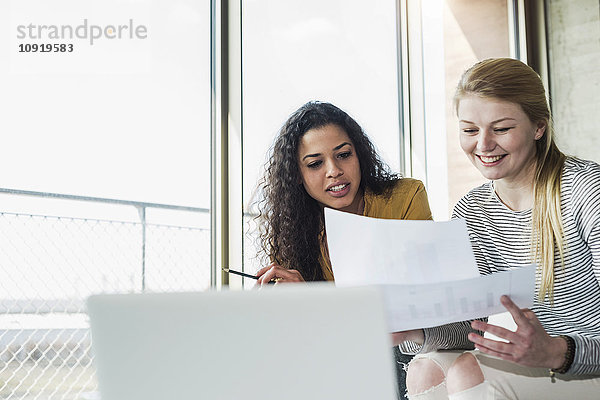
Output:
top-left (16, 19), bottom-right (148, 45)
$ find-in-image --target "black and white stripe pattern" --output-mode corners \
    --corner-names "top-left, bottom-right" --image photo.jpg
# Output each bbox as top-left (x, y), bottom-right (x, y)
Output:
top-left (404, 157), bottom-right (600, 375)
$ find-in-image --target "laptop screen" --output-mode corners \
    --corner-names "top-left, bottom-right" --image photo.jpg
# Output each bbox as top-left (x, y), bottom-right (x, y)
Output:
top-left (87, 284), bottom-right (398, 400)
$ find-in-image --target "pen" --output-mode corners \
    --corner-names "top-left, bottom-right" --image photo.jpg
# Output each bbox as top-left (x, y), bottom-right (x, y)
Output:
top-left (222, 267), bottom-right (282, 283)
top-left (222, 267), bottom-right (258, 279)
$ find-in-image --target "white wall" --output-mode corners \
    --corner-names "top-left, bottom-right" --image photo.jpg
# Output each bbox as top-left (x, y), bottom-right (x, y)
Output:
top-left (547, 0), bottom-right (600, 162)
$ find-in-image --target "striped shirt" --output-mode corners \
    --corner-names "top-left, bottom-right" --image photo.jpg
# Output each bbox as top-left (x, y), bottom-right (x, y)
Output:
top-left (402, 157), bottom-right (600, 375)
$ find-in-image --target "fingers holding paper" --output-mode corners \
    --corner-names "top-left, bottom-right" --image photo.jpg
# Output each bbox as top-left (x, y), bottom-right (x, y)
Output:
top-left (468, 295), bottom-right (566, 369)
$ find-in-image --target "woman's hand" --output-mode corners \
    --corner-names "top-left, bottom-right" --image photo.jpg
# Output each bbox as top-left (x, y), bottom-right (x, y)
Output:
top-left (255, 263), bottom-right (305, 286)
top-left (468, 295), bottom-right (567, 369)
top-left (390, 329), bottom-right (425, 347)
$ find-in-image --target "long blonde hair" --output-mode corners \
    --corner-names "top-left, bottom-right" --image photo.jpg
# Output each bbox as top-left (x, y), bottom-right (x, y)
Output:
top-left (454, 58), bottom-right (566, 302)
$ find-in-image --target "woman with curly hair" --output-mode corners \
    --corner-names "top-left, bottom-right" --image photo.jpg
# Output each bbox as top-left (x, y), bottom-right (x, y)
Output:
top-left (253, 101), bottom-right (432, 397)
top-left (254, 101), bottom-right (433, 285)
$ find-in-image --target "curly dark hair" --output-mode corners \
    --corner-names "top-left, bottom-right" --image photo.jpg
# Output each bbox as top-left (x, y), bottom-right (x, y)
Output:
top-left (256, 101), bottom-right (399, 281)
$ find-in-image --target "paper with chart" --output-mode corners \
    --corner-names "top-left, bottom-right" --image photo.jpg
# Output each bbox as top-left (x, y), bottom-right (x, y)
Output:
top-left (324, 208), bottom-right (535, 331)
top-left (379, 266), bottom-right (535, 331)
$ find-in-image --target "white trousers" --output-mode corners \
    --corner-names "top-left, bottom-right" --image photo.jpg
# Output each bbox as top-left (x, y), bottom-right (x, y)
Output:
top-left (407, 350), bottom-right (600, 400)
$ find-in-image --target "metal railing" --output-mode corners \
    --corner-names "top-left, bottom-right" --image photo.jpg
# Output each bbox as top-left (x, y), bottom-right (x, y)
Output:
top-left (0, 188), bottom-right (210, 399)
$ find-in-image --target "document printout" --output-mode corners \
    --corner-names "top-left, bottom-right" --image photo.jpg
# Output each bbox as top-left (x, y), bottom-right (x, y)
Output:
top-left (324, 208), bottom-right (535, 332)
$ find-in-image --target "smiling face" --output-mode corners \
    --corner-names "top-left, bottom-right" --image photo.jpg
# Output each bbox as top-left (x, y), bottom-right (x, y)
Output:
top-left (458, 95), bottom-right (546, 186)
top-left (297, 124), bottom-right (363, 214)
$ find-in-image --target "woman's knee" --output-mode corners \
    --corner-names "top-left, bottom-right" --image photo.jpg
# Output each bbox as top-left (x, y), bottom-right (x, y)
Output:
top-left (406, 358), bottom-right (445, 395)
top-left (446, 353), bottom-right (484, 395)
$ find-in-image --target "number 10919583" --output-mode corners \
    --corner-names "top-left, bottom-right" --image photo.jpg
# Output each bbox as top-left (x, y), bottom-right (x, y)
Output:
top-left (18, 43), bottom-right (74, 52)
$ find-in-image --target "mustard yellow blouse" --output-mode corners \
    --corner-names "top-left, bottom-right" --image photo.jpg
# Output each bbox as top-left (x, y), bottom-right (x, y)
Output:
top-left (320, 178), bottom-right (433, 281)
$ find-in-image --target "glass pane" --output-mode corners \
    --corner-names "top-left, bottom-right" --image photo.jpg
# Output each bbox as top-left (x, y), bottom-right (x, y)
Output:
top-left (441, 0), bottom-right (511, 217)
top-left (241, 0), bottom-right (401, 279)
top-left (418, 0), bottom-right (510, 220)
top-left (0, 0), bottom-right (210, 398)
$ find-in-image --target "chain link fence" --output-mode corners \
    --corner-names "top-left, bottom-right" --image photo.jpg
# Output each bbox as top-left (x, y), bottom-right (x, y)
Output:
top-left (0, 190), bottom-right (210, 399)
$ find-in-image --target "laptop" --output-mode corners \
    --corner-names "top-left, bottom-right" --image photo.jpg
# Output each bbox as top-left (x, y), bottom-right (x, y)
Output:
top-left (87, 283), bottom-right (398, 400)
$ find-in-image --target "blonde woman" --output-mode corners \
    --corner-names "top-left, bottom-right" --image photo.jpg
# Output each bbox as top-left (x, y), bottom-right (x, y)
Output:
top-left (395, 58), bottom-right (600, 399)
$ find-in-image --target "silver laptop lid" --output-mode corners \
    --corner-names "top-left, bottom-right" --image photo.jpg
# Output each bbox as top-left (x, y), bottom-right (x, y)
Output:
top-left (87, 284), bottom-right (397, 400)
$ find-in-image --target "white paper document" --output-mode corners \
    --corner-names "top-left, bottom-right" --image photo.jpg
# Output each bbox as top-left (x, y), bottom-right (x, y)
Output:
top-left (324, 208), bottom-right (536, 331)
top-left (379, 266), bottom-right (535, 331)
top-left (324, 208), bottom-right (479, 285)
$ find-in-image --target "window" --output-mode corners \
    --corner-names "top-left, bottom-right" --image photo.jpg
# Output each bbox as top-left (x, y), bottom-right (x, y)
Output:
top-left (406, 0), bottom-right (513, 219)
top-left (0, 0), bottom-right (210, 397)
top-left (239, 0), bottom-right (404, 281)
